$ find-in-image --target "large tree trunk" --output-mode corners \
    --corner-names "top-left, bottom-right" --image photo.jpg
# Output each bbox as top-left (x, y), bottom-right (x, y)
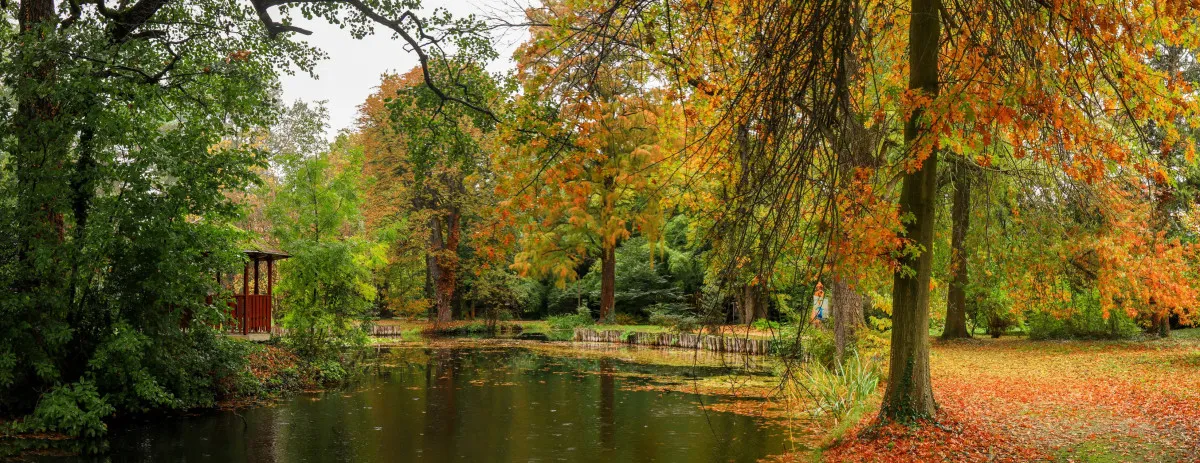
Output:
top-left (426, 233), bottom-right (441, 319)
top-left (1149, 145), bottom-right (1175, 337)
top-left (1151, 308), bottom-right (1171, 338)
top-left (433, 209), bottom-right (460, 324)
top-left (738, 284), bottom-right (765, 323)
top-left (15, 0), bottom-right (65, 252)
top-left (599, 240), bottom-right (616, 323)
top-left (827, 1), bottom-right (878, 361)
top-left (942, 160), bottom-right (972, 340)
top-left (880, 0), bottom-right (940, 422)
top-left (832, 275), bottom-right (865, 360)
top-left (754, 285), bottom-right (767, 320)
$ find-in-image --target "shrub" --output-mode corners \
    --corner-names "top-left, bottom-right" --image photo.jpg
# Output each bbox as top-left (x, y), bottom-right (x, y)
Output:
top-left (646, 303), bottom-right (700, 332)
top-left (1027, 308), bottom-right (1139, 340)
top-left (805, 327), bottom-right (838, 368)
top-left (613, 313), bottom-right (642, 325)
top-left (20, 381), bottom-right (116, 438)
top-left (772, 325), bottom-right (803, 359)
top-left (987, 311), bottom-right (1018, 338)
top-left (547, 308), bottom-right (594, 331)
top-left (1024, 287), bottom-right (1140, 340)
top-left (928, 316), bottom-right (945, 335)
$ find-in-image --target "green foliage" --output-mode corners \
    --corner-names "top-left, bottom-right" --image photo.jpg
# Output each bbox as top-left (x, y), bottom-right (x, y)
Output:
top-left (269, 137), bottom-right (379, 365)
top-left (1027, 307), bottom-right (1140, 341)
top-left (1024, 288), bottom-right (1140, 340)
top-left (533, 237), bottom-right (689, 318)
top-left (966, 279), bottom-right (1018, 338)
top-left (804, 327), bottom-right (839, 368)
top-left (0, 0), bottom-right (494, 435)
top-left (987, 312), bottom-right (1020, 338)
top-left (646, 303), bottom-right (700, 332)
top-left (18, 381), bottom-right (115, 439)
top-left (465, 266), bottom-right (527, 329)
top-left (612, 313), bottom-right (642, 325)
top-left (387, 58), bottom-right (499, 182)
top-left (0, 0), bottom-right (344, 434)
top-left (546, 308), bottom-right (595, 332)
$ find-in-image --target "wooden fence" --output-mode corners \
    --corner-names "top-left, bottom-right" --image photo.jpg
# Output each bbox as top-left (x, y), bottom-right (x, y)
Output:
top-left (230, 294), bottom-right (272, 334)
top-left (573, 329), bottom-right (773, 355)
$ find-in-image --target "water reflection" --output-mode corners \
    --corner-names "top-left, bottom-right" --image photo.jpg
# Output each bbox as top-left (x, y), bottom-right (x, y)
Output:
top-left (29, 347), bottom-right (788, 462)
top-left (599, 357), bottom-right (616, 454)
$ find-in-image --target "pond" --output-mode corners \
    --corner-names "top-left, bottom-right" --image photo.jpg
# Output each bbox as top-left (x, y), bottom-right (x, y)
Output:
top-left (28, 344), bottom-right (792, 462)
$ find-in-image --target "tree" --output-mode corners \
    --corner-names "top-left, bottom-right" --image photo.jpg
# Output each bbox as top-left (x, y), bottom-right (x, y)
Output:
top-left (501, 2), bottom-right (680, 322)
top-left (0, 0), bottom-right (493, 433)
top-left (878, 0), bottom-right (940, 421)
top-left (1, 0), bottom-right (290, 432)
top-left (268, 134), bottom-right (381, 360)
top-left (551, 0), bottom-right (1200, 424)
top-left (941, 159), bottom-right (973, 340)
top-left (357, 58), bottom-right (500, 324)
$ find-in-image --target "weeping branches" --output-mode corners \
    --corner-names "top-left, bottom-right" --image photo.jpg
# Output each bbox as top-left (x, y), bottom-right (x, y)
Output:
top-left (691, 0), bottom-right (883, 298)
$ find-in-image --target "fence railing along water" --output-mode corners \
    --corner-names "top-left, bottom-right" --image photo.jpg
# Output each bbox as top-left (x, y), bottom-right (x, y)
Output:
top-left (573, 328), bottom-right (773, 355)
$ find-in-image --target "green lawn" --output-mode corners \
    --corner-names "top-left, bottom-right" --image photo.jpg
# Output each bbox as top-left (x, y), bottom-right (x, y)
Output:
top-left (1173, 327), bottom-right (1200, 340)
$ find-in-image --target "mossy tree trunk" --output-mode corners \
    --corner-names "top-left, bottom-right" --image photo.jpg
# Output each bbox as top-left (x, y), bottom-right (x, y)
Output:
top-left (880, 0), bottom-right (940, 422)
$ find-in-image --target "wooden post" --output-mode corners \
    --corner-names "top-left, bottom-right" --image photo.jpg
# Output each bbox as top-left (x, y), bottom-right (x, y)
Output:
top-left (253, 257), bottom-right (260, 295)
top-left (267, 258), bottom-right (273, 297)
top-left (267, 258), bottom-right (274, 334)
top-left (242, 260), bottom-right (250, 335)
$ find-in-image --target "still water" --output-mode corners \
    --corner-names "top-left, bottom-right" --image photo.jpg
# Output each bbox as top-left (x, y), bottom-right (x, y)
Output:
top-left (41, 346), bottom-right (790, 462)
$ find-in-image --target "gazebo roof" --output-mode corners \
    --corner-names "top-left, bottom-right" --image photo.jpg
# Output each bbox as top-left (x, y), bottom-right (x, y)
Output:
top-left (242, 249), bottom-right (291, 261)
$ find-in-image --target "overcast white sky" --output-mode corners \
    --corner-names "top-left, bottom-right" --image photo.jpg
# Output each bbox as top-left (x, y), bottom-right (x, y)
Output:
top-left (277, 0), bottom-right (527, 139)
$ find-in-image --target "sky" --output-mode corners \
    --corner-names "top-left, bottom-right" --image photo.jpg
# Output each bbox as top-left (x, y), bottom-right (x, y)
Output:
top-left (277, 0), bottom-right (527, 139)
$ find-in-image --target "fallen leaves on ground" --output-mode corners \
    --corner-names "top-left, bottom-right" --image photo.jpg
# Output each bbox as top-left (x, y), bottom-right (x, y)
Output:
top-left (821, 412), bottom-right (1047, 462)
top-left (245, 344), bottom-right (299, 382)
top-left (816, 336), bottom-right (1200, 462)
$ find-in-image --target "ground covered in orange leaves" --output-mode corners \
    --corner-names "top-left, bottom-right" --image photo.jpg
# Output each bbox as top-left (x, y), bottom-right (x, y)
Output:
top-left (821, 332), bottom-right (1200, 462)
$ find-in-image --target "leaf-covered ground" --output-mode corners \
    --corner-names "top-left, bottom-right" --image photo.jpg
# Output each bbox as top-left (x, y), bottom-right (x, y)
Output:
top-left (821, 332), bottom-right (1200, 462)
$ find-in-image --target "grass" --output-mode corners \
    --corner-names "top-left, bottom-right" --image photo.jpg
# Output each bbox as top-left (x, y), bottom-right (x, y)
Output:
top-left (1054, 438), bottom-right (1171, 463)
top-left (1174, 327), bottom-right (1200, 340)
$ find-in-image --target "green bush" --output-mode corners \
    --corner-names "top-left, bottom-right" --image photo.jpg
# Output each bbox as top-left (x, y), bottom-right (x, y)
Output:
top-left (987, 311), bottom-right (1019, 338)
top-left (805, 327), bottom-right (838, 368)
top-left (547, 308), bottom-right (594, 331)
top-left (20, 381), bottom-right (116, 438)
top-left (1027, 308), bottom-right (1139, 340)
top-left (647, 303), bottom-right (699, 332)
top-left (613, 313), bottom-right (642, 325)
top-left (771, 324), bottom-right (838, 366)
top-left (1025, 287), bottom-right (1140, 340)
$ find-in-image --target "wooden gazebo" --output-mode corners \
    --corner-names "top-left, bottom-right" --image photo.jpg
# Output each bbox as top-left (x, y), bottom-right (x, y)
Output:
top-left (215, 250), bottom-right (290, 338)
